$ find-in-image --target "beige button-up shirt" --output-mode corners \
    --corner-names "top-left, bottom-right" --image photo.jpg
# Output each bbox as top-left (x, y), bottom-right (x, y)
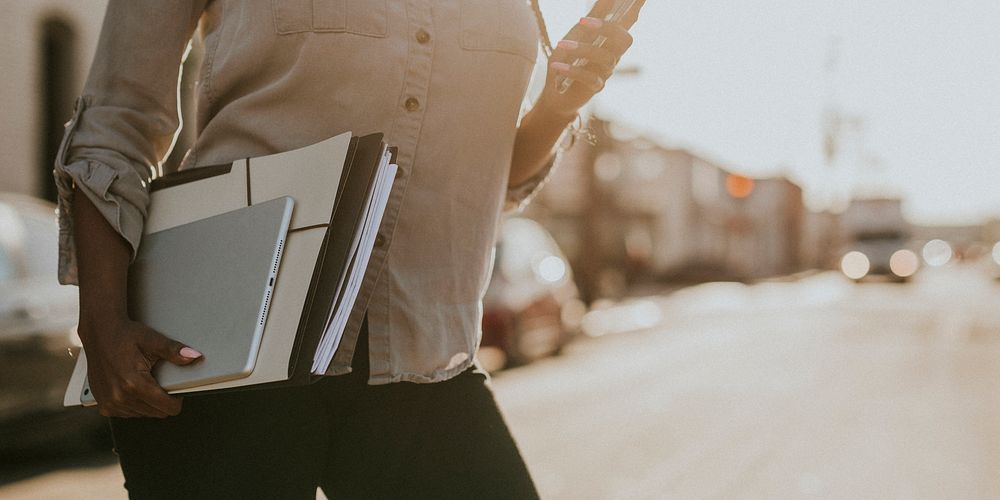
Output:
top-left (54, 0), bottom-right (556, 384)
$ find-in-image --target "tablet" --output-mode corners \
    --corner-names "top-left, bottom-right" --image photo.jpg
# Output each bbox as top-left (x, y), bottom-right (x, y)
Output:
top-left (80, 196), bottom-right (293, 404)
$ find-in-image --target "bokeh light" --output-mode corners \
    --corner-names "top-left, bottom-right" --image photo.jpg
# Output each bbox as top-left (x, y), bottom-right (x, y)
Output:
top-left (921, 239), bottom-right (953, 267)
top-left (889, 249), bottom-right (919, 278)
top-left (537, 255), bottom-right (567, 283)
top-left (840, 251), bottom-right (870, 280)
top-left (725, 174), bottom-right (755, 199)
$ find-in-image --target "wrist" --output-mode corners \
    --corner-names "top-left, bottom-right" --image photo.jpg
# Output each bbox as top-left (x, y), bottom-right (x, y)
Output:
top-left (532, 95), bottom-right (580, 125)
top-left (78, 307), bottom-right (130, 334)
top-left (77, 317), bottom-right (132, 357)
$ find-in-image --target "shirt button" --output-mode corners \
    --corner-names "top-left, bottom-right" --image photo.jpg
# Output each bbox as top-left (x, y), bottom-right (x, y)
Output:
top-left (415, 29), bottom-right (431, 44)
top-left (375, 234), bottom-right (386, 248)
top-left (404, 97), bottom-right (420, 112)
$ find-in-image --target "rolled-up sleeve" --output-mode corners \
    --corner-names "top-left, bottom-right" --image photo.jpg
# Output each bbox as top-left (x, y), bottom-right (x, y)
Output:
top-left (53, 0), bottom-right (206, 285)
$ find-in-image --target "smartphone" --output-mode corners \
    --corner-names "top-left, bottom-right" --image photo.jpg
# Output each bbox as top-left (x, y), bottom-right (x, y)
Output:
top-left (555, 0), bottom-right (642, 94)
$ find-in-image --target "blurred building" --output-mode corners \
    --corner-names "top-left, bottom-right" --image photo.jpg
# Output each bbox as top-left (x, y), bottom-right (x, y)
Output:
top-left (1, 2), bottom-right (107, 202)
top-left (2, 1), bottom-right (200, 204)
top-left (724, 175), bottom-right (805, 279)
top-left (800, 209), bottom-right (841, 270)
top-left (982, 219), bottom-right (1000, 246)
top-left (525, 117), bottom-right (834, 301)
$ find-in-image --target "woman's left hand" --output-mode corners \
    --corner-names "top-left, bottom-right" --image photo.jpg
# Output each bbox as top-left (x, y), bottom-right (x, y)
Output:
top-left (536, 0), bottom-right (645, 120)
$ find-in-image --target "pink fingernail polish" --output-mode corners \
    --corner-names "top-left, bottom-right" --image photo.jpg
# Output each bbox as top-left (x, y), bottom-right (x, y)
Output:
top-left (180, 347), bottom-right (203, 359)
top-left (550, 62), bottom-right (572, 72)
top-left (580, 17), bottom-right (604, 28)
top-left (557, 40), bottom-right (579, 50)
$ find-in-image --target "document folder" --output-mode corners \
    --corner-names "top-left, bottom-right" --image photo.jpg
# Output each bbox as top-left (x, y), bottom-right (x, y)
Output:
top-left (65, 131), bottom-right (399, 406)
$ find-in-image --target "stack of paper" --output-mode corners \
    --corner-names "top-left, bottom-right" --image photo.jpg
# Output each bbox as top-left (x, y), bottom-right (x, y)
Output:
top-left (313, 147), bottom-right (396, 374)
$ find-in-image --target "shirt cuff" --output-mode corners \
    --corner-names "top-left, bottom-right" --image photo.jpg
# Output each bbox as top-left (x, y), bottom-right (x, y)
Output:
top-left (504, 152), bottom-right (556, 214)
top-left (53, 97), bottom-right (150, 286)
top-left (504, 112), bottom-right (581, 214)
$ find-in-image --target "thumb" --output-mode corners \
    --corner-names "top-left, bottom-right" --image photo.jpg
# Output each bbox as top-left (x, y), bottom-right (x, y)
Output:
top-left (141, 328), bottom-right (203, 366)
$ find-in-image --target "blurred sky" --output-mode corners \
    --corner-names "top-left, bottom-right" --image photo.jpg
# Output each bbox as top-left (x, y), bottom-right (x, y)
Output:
top-left (538, 0), bottom-right (1000, 225)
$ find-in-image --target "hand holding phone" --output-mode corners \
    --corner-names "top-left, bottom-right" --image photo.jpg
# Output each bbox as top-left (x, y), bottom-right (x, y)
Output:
top-left (554, 0), bottom-right (644, 94)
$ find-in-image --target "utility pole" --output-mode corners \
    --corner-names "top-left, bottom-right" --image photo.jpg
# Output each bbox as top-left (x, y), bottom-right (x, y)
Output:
top-left (822, 37), bottom-right (842, 183)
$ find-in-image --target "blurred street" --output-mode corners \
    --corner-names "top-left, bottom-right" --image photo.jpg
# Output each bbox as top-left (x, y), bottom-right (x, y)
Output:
top-left (4, 266), bottom-right (1000, 499)
top-left (497, 265), bottom-right (1000, 499)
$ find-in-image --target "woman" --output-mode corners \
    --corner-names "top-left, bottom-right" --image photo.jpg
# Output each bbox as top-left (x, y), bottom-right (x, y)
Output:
top-left (55, 0), bottom-right (641, 497)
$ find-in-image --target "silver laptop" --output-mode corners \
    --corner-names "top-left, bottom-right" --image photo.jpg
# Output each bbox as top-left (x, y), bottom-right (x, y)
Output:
top-left (81, 196), bottom-right (294, 403)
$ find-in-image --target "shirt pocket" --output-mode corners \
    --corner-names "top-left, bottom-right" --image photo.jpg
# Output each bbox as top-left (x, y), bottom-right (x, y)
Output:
top-left (459, 0), bottom-right (539, 63)
top-left (272, 0), bottom-right (388, 37)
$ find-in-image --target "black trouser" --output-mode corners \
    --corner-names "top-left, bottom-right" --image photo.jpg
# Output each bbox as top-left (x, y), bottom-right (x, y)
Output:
top-left (109, 318), bottom-right (539, 500)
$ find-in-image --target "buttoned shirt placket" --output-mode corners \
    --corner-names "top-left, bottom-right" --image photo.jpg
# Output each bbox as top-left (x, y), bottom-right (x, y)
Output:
top-left (326, 0), bottom-right (435, 378)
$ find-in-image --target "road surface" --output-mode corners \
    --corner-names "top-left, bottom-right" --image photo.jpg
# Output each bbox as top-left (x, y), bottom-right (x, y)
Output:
top-left (3, 266), bottom-right (999, 499)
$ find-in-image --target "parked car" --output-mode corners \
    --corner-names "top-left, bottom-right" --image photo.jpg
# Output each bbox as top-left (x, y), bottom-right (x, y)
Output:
top-left (479, 218), bottom-right (585, 371)
top-left (0, 193), bottom-right (105, 454)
